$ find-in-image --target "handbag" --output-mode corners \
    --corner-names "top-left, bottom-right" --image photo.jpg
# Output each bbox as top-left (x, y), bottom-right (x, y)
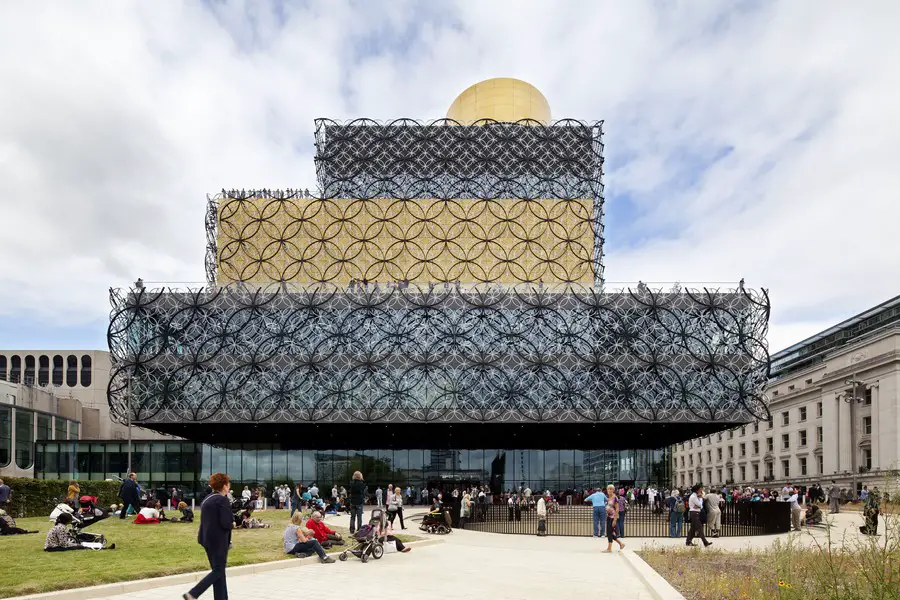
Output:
top-left (383, 539), bottom-right (398, 553)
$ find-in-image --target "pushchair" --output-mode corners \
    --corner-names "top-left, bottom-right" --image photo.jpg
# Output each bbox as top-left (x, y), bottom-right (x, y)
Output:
top-left (419, 506), bottom-right (453, 534)
top-left (68, 511), bottom-right (109, 546)
top-left (77, 496), bottom-right (110, 528)
top-left (339, 508), bottom-right (386, 563)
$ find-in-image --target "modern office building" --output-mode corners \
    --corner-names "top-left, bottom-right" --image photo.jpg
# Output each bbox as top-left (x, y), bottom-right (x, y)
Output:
top-left (672, 294), bottom-right (900, 493)
top-left (33, 78), bottom-right (770, 494)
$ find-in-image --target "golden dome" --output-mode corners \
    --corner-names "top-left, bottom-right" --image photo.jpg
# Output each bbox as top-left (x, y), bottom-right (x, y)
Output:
top-left (446, 78), bottom-right (551, 124)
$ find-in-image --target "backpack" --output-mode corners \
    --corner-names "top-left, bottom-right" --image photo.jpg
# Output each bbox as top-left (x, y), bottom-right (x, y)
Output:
top-left (675, 499), bottom-right (686, 513)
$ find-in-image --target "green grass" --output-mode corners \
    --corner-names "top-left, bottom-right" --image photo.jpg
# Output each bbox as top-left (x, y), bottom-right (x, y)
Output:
top-left (0, 512), bottom-right (420, 598)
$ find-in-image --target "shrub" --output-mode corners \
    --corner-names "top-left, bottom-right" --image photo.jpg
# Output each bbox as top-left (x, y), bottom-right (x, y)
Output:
top-left (3, 477), bottom-right (122, 518)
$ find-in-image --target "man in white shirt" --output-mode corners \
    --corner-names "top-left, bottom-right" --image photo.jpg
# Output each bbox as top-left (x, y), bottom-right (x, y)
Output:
top-left (781, 484), bottom-right (792, 502)
top-left (685, 484), bottom-right (712, 547)
top-left (309, 483), bottom-right (319, 498)
top-left (536, 492), bottom-right (548, 536)
top-left (788, 487), bottom-right (802, 531)
top-left (375, 487), bottom-right (383, 507)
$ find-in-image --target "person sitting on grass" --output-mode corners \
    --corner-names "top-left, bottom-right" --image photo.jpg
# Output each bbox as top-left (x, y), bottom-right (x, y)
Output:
top-left (375, 519), bottom-right (411, 553)
top-left (0, 509), bottom-right (38, 535)
top-left (239, 507), bottom-right (270, 529)
top-left (175, 501), bottom-right (195, 523)
top-left (306, 511), bottom-right (344, 548)
top-left (805, 503), bottom-right (823, 526)
top-left (133, 499), bottom-right (163, 524)
top-left (44, 512), bottom-right (115, 551)
top-left (283, 511), bottom-right (335, 563)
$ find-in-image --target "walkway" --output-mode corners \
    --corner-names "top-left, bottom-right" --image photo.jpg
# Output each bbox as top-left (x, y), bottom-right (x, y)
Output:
top-left (87, 508), bottom-right (656, 600)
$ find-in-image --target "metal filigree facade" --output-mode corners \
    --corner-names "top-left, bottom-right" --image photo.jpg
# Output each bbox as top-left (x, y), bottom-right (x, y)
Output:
top-left (110, 117), bottom-right (771, 441)
top-left (107, 283), bottom-right (770, 426)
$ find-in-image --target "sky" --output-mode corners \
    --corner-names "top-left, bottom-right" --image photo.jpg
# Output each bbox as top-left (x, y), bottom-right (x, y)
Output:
top-left (0, 0), bottom-right (898, 354)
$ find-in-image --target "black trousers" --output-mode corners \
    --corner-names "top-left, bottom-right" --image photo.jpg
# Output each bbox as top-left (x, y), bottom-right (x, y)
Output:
top-left (119, 498), bottom-right (140, 519)
top-left (188, 547), bottom-right (228, 600)
top-left (388, 507), bottom-right (405, 528)
top-left (685, 511), bottom-right (708, 545)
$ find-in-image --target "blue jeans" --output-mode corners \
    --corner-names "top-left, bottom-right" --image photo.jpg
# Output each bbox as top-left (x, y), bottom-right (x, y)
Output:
top-left (350, 504), bottom-right (363, 533)
top-left (618, 511), bottom-right (626, 537)
top-left (668, 511), bottom-right (683, 537)
top-left (288, 540), bottom-right (326, 560)
top-left (592, 506), bottom-right (605, 537)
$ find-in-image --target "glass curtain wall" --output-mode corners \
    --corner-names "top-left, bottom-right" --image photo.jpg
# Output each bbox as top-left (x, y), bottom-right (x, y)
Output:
top-left (35, 443), bottom-right (671, 496)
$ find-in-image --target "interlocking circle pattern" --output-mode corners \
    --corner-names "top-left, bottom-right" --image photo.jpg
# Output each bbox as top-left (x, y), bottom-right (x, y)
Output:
top-left (107, 283), bottom-right (770, 426)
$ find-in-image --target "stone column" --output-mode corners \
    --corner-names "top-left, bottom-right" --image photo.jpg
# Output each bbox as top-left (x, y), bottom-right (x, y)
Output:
top-left (838, 394), bottom-right (853, 477)
top-left (870, 384), bottom-right (879, 471)
top-left (822, 392), bottom-right (841, 476)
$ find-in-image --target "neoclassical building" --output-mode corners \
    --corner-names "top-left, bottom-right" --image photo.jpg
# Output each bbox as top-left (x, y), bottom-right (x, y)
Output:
top-left (672, 294), bottom-right (900, 493)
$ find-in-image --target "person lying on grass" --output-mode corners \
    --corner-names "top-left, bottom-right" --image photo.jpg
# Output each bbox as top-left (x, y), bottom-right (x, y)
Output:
top-left (239, 507), bottom-right (270, 529)
top-left (44, 512), bottom-right (115, 551)
top-left (0, 509), bottom-right (38, 535)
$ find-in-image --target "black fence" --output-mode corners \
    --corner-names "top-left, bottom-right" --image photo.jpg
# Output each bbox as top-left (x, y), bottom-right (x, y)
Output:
top-left (457, 501), bottom-right (790, 537)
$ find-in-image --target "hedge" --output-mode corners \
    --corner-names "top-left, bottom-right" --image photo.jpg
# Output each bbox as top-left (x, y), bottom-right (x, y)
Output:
top-left (1, 477), bottom-right (123, 518)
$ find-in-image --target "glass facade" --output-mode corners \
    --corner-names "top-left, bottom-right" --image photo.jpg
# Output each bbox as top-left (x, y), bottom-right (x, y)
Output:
top-left (14, 409), bottom-right (33, 469)
top-left (0, 405), bottom-right (10, 467)
top-left (35, 442), bottom-right (671, 496)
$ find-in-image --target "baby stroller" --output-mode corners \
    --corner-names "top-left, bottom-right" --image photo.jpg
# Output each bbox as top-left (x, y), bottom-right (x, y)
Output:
top-left (77, 496), bottom-right (109, 528)
top-left (419, 506), bottom-right (453, 534)
top-left (69, 511), bottom-right (109, 546)
top-left (339, 509), bottom-right (386, 563)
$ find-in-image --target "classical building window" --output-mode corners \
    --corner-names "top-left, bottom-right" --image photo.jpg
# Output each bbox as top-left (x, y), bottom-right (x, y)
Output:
top-left (799, 430), bottom-right (807, 446)
top-left (782, 434), bottom-right (790, 450)
top-left (767, 416), bottom-right (773, 429)
top-left (799, 457), bottom-right (807, 476)
top-left (717, 448), bottom-right (722, 460)
top-left (740, 426), bottom-right (745, 436)
top-left (864, 388), bottom-right (872, 406)
top-left (753, 422), bottom-right (759, 433)
top-left (740, 465), bottom-right (746, 481)
top-left (862, 449), bottom-right (872, 470)
top-left (799, 406), bottom-right (807, 422)
top-left (717, 468), bottom-right (722, 483)
top-left (766, 462), bottom-right (774, 478)
top-left (817, 426), bottom-right (823, 444)
top-left (52, 355), bottom-right (63, 386)
top-left (80, 355), bottom-right (92, 387)
top-left (66, 356), bottom-right (77, 387)
top-left (752, 463), bottom-right (759, 480)
top-left (24, 355), bottom-right (35, 385)
top-left (753, 440), bottom-right (759, 454)
top-left (863, 416), bottom-right (872, 435)
top-left (782, 459), bottom-right (790, 478)
top-left (817, 401), bottom-right (823, 417)
top-left (766, 437), bottom-right (773, 452)
top-left (38, 355), bottom-right (49, 386)
top-left (9, 355), bottom-right (21, 383)
top-left (782, 411), bottom-right (790, 426)
top-left (739, 443), bottom-right (746, 457)
top-left (817, 455), bottom-right (823, 474)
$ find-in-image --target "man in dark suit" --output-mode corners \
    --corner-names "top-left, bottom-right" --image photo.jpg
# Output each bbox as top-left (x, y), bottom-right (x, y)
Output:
top-left (118, 473), bottom-right (141, 519)
top-left (184, 473), bottom-right (233, 600)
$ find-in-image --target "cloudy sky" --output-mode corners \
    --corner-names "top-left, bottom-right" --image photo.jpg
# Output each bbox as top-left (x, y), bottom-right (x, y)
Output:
top-left (0, 0), bottom-right (897, 353)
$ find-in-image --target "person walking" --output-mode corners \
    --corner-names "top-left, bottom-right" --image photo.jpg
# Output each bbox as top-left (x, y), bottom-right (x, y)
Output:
top-left (536, 491), bottom-right (548, 536)
top-left (704, 488), bottom-right (723, 537)
top-left (617, 490), bottom-right (628, 537)
top-left (602, 485), bottom-right (625, 553)
top-left (860, 487), bottom-right (880, 535)
top-left (788, 486), bottom-right (802, 532)
top-left (667, 490), bottom-right (685, 538)
top-left (685, 484), bottom-right (712, 547)
top-left (375, 486), bottom-right (383, 507)
top-left (118, 473), bottom-right (141, 520)
top-left (828, 480), bottom-right (841, 514)
top-left (183, 473), bottom-right (233, 600)
top-left (388, 486), bottom-right (406, 529)
top-left (348, 471), bottom-right (366, 534)
top-left (583, 487), bottom-right (607, 538)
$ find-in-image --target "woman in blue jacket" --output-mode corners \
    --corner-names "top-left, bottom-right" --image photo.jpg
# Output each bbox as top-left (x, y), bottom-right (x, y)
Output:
top-left (184, 473), bottom-right (233, 600)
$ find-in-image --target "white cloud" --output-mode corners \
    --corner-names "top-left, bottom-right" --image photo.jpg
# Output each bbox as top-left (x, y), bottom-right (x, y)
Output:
top-left (0, 0), bottom-right (897, 353)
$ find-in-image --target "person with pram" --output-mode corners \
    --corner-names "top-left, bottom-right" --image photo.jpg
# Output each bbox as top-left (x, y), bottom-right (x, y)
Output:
top-left (283, 511), bottom-right (336, 563)
top-left (44, 512), bottom-right (115, 551)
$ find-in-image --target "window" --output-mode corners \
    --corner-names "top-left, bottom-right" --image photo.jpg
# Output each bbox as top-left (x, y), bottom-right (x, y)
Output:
top-left (10, 355), bottom-right (21, 383)
top-left (55, 417), bottom-right (67, 441)
top-left (753, 440), bottom-right (760, 454)
top-left (717, 433), bottom-right (722, 442)
top-left (37, 413), bottom-right (51, 441)
top-left (80, 355), bottom-right (92, 387)
top-left (753, 463), bottom-right (759, 480)
top-left (782, 433), bottom-right (790, 449)
top-left (766, 437), bottom-right (773, 452)
top-left (24, 355), bottom-right (35, 385)
top-left (689, 440), bottom-right (693, 449)
top-left (766, 462), bottom-right (774, 478)
top-left (782, 459), bottom-right (790, 478)
top-left (767, 416), bottom-right (773, 429)
top-left (753, 422), bottom-right (759, 433)
top-left (689, 455), bottom-right (694, 466)
top-left (817, 426), bottom-right (823, 444)
top-left (817, 455), bottom-right (823, 474)
top-left (707, 450), bottom-right (711, 462)
top-left (799, 406), bottom-right (807, 422)
top-left (817, 402), bottom-right (823, 417)
top-left (788, 384), bottom-right (795, 391)
top-left (782, 411), bottom-right (790, 426)
top-left (740, 426), bottom-right (746, 436)
top-left (15, 408), bottom-right (34, 469)
top-left (800, 457), bottom-right (807, 476)
top-left (863, 416), bottom-right (872, 435)
top-left (0, 406), bottom-right (11, 467)
top-left (799, 430), bottom-right (807, 446)
top-left (740, 443), bottom-right (746, 457)
top-left (864, 388), bottom-right (872, 405)
top-left (0, 355), bottom-right (6, 381)
top-left (727, 467), bottom-right (734, 482)
top-left (806, 378), bottom-right (813, 385)
top-left (66, 356), bottom-right (77, 387)
top-left (717, 448), bottom-right (722, 460)
top-left (740, 465), bottom-right (746, 481)
top-left (728, 446), bottom-right (734, 459)
top-left (717, 468), bottom-right (722, 483)
top-left (38, 355), bottom-right (49, 386)
top-left (52, 355), bottom-right (64, 386)
top-left (862, 449), bottom-right (872, 470)
top-left (728, 430), bottom-right (734, 439)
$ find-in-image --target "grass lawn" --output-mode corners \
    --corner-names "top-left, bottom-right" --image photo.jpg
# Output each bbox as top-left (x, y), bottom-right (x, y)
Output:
top-left (0, 511), bottom-right (420, 598)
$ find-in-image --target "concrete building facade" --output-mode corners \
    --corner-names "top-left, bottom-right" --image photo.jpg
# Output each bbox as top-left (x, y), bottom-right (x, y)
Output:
top-left (672, 294), bottom-right (900, 494)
